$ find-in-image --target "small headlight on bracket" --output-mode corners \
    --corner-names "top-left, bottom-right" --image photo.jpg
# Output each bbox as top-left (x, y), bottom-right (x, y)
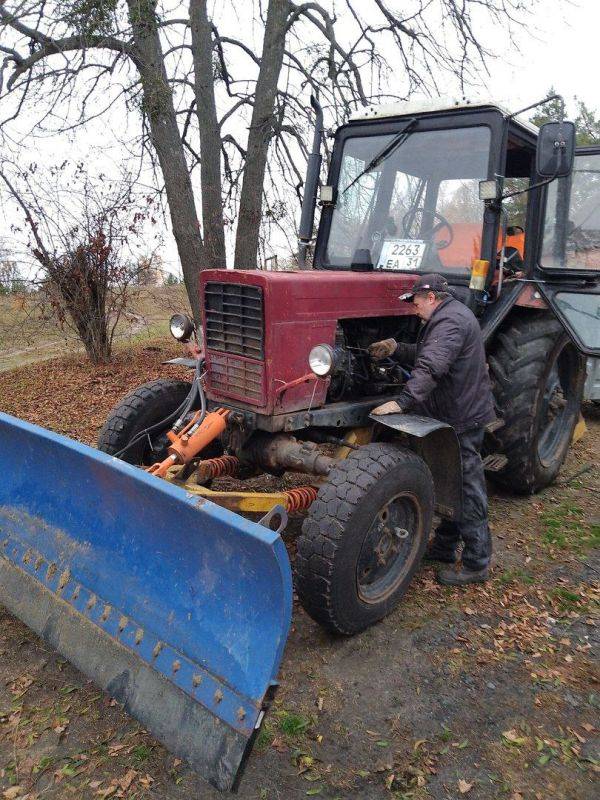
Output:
top-left (319, 184), bottom-right (335, 204)
top-left (169, 313), bottom-right (195, 342)
top-left (479, 179), bottom-right (500, 201)
top-left (308, 344), bottom-right (334, 376)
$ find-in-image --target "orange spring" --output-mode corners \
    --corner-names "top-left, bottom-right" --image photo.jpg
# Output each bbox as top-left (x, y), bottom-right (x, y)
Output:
top-left (197, 455), bottom-right (240, 481)
top-left (284, 486), bottom-right (319, 512)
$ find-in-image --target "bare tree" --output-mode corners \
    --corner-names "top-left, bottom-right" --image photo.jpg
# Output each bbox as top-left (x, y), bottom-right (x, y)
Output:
top-left (0, 1), bottom-right (534, 308)
top-left (0, 162), bottom-right (159, 363)
top-left (0, 240), bottom-right (23, 293)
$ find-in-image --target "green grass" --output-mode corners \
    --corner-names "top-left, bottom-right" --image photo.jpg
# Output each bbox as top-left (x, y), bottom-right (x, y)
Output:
top-left (254, 721), bottom-right (275, 752)
top-left (550, 587), bottom-right (584, 613)
top-left (541, 503), bottom-right (599, 552)
top-left (0, 284), bottom-right (189, 372)
top-left (4, 760), bottom-right (18, 785)
top-left (439, 723), bottom-right (452, 742)
top-left (131, 743), bottom-right (153, 763)
top-left (498, 568), bottom-right (535, 586)
top-left (277, 710), bottom-right (311, 737)
top-left (33, 755), bottom-right (54, 773)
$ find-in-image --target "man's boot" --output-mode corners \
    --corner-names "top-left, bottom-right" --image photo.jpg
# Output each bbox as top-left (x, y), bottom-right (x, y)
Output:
top-left (436, 565), bottom-right (489, 586)
top-left (423, 539), bottom-right (457, 564)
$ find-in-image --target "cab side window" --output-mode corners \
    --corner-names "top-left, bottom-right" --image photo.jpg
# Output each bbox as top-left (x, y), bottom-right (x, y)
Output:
top-left (542, 152), bottom-right (600, 271)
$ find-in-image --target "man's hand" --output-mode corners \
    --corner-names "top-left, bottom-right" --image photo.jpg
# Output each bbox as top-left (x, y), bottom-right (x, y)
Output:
top-left (368, 338), bottom-right (397, 359)
top-left (371, 400), bottom-right (404, 415)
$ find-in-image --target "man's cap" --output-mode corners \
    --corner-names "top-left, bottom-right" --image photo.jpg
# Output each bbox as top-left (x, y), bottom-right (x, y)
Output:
top-left (399, 273), bottom-right (449, 302)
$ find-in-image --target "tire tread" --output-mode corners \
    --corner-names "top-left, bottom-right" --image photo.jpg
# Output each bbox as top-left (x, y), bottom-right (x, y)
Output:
top-left (97, 379), bottom-right (191, 461)
top-left (487, 313), bottom-right (584, 493)
top-left (295, 443), bottom-right (432, 635)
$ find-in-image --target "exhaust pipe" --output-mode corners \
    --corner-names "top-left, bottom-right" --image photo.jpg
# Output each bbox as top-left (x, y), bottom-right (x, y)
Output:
top-left (297, 95), bottom-right (324, 269)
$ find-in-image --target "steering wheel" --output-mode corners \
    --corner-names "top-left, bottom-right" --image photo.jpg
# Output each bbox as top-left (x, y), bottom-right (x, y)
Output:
top-left (402, 208), bottom-right (454, 250)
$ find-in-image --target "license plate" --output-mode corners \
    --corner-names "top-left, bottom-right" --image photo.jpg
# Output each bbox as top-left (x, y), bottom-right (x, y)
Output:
top-left (376, 239), bottom-right (427, 271)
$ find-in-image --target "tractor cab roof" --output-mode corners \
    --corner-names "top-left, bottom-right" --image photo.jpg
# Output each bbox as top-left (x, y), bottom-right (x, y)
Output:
top-left (349, 96), bottom-right (539, 137)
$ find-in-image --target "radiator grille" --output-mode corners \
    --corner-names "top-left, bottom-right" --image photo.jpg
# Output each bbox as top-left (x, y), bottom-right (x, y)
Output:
top-left (204, 282), bottom-right (264, 359)
top-left (208, 353), bottom-right (265, 405)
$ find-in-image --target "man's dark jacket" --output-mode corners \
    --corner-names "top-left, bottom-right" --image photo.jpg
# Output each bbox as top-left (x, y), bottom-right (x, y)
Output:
top-left (394, 296), bottom-right (495, 433)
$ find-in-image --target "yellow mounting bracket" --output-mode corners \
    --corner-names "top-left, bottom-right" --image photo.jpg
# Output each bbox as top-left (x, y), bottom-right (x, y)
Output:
top-left (164, 466), bottom-right (289, 512)
top-left (334, 426), bottom-right (373, 459)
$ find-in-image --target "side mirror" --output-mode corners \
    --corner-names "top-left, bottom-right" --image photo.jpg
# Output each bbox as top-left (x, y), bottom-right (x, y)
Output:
top-left (536, 121), bottom-right (576, 178)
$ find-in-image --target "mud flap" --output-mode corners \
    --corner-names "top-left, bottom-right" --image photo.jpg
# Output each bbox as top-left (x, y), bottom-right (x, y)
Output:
top-left (369, 412), bottom-right (462, 520)
top-left (0, 412), bottom-right (292, 792)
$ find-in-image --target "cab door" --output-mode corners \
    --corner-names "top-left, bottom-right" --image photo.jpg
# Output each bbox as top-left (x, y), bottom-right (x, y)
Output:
top-left (535, 146), bottom-right (600, 356)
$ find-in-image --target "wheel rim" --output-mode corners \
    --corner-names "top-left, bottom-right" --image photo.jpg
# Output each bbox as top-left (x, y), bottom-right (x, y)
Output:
top-left (537, 342), bottom-right (578, 466)
top-left (356, 493), bottom-right (422, 604)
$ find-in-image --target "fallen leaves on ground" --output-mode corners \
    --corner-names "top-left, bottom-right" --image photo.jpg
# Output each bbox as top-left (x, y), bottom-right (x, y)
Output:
top-left (0, 342), bottom-right (187, 445)
top-left (502, 729), bottom-right (528, 747)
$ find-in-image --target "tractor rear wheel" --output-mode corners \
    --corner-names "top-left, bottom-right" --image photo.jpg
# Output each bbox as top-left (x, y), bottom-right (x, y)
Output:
top-left (97, 379), bottom-right (192, 465)
top-left (487, 314), bottom-right (585, 494)
top-left (294, 443), bottom-right (434, 635)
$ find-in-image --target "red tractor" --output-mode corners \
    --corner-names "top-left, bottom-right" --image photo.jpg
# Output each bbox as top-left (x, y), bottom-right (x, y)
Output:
top-left (99, 97), bottom-right (600, 636)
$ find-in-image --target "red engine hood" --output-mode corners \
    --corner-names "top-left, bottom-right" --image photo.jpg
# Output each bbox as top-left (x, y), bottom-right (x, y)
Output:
top-left (200, 268), bottom-right (419, 319)
top-left (200, 269), bottom-right (419, 415)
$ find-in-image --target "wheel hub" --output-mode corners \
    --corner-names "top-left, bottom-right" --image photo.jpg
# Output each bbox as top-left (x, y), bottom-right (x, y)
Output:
top-left (357, 496), bottom-right (419, 603)
top-left (538, 345), bottom-right (577, 465)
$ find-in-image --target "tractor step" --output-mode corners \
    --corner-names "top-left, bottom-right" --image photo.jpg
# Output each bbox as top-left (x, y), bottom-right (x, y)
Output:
top-left (483, 453), bottom-right (509, 472)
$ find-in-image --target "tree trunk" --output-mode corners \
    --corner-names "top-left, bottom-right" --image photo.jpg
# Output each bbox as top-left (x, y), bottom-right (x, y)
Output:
top-left (189, 0), bottom-right (227, 271)
top-left (51, 269), bottom-right (111, 364)
top-left (234, 0), bottom-right (290, 270)
top-left (126, 0), bottom-right (204, 322)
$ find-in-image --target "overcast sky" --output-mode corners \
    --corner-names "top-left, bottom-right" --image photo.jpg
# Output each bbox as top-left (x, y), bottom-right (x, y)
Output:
top-left (483, 0), bottom-right (597, 112)
top-left (0, 0), bottom-right (597, 277)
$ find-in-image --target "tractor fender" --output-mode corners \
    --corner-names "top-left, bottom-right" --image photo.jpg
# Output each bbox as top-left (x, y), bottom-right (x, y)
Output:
top-left (368, 413), bottom-right (462, 521)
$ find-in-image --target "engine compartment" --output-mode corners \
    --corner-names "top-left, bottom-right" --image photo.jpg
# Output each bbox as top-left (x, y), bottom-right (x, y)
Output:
top-left (325, 315), bottom-right (420, 402)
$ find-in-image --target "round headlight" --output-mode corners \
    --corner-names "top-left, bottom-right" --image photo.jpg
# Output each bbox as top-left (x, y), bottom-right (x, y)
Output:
top-left (169, 313), bottom-right (195, 342)
top-left (308, 344), bottom-right (334, 376)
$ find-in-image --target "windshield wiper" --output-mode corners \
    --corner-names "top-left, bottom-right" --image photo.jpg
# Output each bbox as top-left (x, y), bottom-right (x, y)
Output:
top-left (341, 117), bottom-right (418, 197)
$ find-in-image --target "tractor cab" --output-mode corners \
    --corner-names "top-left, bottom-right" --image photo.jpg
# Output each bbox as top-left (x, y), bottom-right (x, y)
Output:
top-left (314, 99), bottom-right (538, 276)
top-left (313, 98), bottom-right (600, 356)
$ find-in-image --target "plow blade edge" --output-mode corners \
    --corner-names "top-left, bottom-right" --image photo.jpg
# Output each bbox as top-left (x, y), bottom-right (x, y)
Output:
top-left (0, 412), bottom-right (292, 791)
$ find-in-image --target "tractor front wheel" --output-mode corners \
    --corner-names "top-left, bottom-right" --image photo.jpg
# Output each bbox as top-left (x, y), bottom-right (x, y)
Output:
top-left (97, 379), bottom-right (192, 465)
top-left (295, 443), bottom-right (434, 635)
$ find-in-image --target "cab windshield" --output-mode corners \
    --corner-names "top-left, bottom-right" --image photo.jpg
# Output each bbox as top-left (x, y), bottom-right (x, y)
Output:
top-left (324, 125), bottom-right (491, 275)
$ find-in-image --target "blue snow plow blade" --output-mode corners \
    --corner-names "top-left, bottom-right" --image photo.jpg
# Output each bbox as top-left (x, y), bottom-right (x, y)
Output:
top-left (0, 412), bottom-right (293, 791)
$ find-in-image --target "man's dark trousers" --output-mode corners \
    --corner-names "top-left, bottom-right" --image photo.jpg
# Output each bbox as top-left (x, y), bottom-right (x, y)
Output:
top-left (434, 427), bottom-right (492, 570)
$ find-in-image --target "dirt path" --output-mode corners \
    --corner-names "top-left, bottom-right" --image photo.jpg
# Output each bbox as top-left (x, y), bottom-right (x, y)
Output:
top-left (0, 349), bottom-right (597, 800)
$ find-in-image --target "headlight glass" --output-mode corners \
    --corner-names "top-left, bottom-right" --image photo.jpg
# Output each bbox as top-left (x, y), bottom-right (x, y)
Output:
top-left (169, 313), bottom-right (195, 342)
top-left (308, 344), bottom-right (334, 376)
